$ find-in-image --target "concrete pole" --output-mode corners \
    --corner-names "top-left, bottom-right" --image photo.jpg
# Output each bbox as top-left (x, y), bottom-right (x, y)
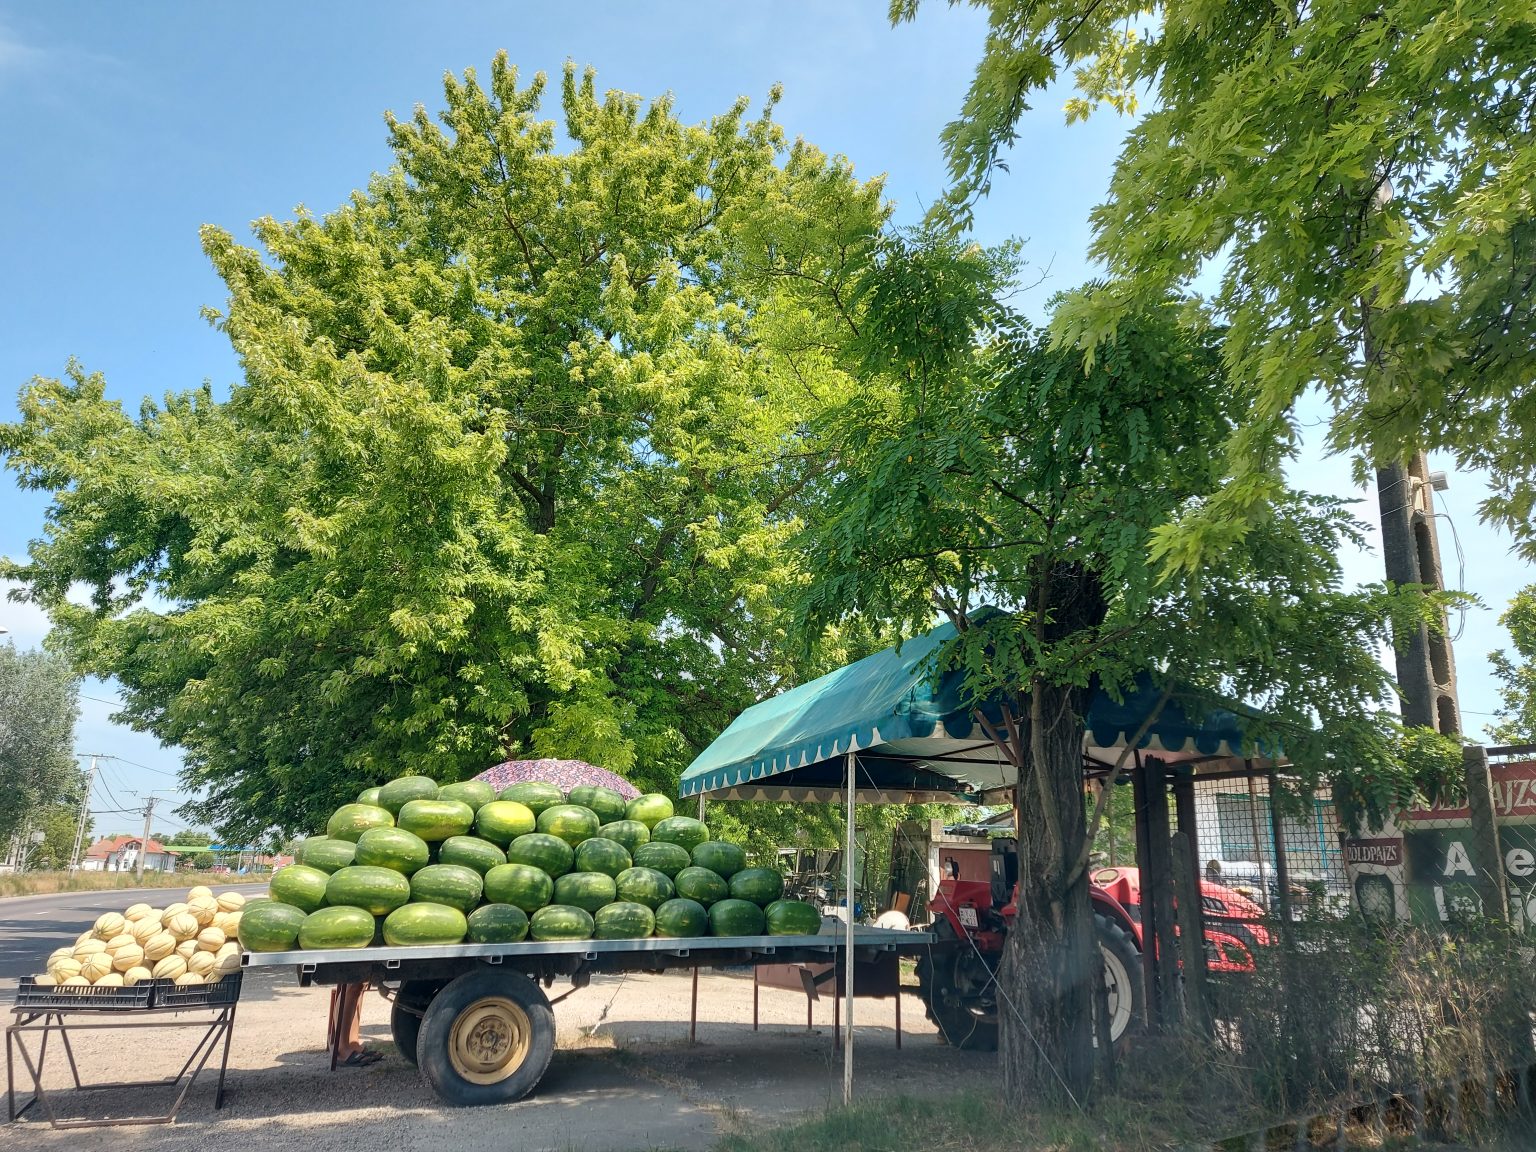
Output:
top-left (136, 796), bottom-right (157, 883)
top-left (843, 750), bottom-right (856, 1106)
top-left (69, 756), bottom-right (98, 870)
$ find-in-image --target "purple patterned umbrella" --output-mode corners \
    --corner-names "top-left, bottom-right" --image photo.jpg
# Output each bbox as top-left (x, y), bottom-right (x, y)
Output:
top-left (474, 758), bottom-right (640, 800)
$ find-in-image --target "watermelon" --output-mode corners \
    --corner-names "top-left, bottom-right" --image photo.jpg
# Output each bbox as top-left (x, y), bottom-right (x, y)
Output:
top-left (498, 781), bottom-right (565, 814)
top-left (632, 841), bottom-right (693, 878)
top-left (239, 901), bottom-right (307, 952)
top-left (326, 803), bottom-right (394, 843)
top-left (297, 906), bottom-right (375, 950)
top-left (269, 864), bottom-right (331, 913)
top-left (295, 837), bottom-right (356, 874)
top-left (594, 901), bottom-right (655, 940)
top-left (466, 904), bottom-right (530, 944)
top-left (653, 898), bottom-right (709, 939)
top-left (397, 798), bottom-right (475, 842)
top-left (674, 866), bottom-right (729, 906)
top-left (473, 800), bottom-right (537, 846)
top-left (353, 826), bottom-right (431, 876)
top-left (615, 866), bottom-right (674, 909)
top-left (572, 837), bottom-right (632, 878)
top-left (536, 804), bottom-right (602, 848)
top-left (357, 786), bottom-right (383, 806)
top-left (408, 864), bottom-right (484, 914)
top-left (436, 780), bottom-right (495, 810)
top-left (625, 793), bottom-right (675, 828)
top-left (566, 785), bottom-right (628, 824)
top-left (505, 833), bottom-right (575, 877)
top-left (552, 871), bottom-right (618, 914)
top-left (708, 898), bottom-right (767, 938)
top-left (764, 899), bottom-right (823, 936)
top-left (729, 867), bottom-right (785, 906)
top-left (382, 902), bottom-right (468, 947)
top-left (324, 865), bottom-right (412, 916)
top-left (377, 775), bottom-right (440, 815)
top-left (483, 863), bottom-right (554, 914)
top-left (691, 841), bottom-right (747, 879)
top-left (597, 819), bottom-right (650, 855)
top-left (437, 835), bottom-right (506, 876)
top-left (529, 905), bottom-right (595, 941)
top-left (651, 816), bottom-right (710, 852)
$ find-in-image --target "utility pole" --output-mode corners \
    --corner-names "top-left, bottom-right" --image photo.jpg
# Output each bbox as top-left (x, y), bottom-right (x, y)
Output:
top-left (69, 755), bottom-right (99, 870)
top-left (136, 795), bottom-right (159, 883)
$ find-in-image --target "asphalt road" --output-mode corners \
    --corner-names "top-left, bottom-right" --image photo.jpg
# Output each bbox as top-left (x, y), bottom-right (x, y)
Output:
top-left (0, 883), bottom-right (268, 999)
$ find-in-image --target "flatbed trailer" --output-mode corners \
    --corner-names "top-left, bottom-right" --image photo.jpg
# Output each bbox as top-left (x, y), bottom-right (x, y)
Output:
top-left (243, 927), bottom-right (932, 1105)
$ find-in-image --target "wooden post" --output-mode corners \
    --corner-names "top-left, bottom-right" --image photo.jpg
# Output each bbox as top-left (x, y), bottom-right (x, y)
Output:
top-left (1170, 831), bottom-right (1211, 1037)
top-left (1172, 770), bottom-right (1208, 960)
top-left (1131, 751), bottom-right (1163, 1028)
top-left (1268, 773), bottom-right (1294, 925)
top-left (1144, 759), bottom-right (1182, 1028)
top-left (1463, 745), bottom-right (1509, 922)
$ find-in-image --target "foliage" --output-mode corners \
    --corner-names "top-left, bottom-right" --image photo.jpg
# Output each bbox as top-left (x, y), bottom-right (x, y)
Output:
top-left (172, 830), bottom-right (214, 847)
top-left (1332, 724), bottom-right (1463, 835)
top-left (896, 0), bottom-right (1536, 560)
top-left (30, 803), bottom-right (90, 871)
top-left (1488, 585), bottom-right (1536, 744)
top-left (0, 643), bottom-right (80, 848)
top-left (0, 56), bottom-right (888, 842)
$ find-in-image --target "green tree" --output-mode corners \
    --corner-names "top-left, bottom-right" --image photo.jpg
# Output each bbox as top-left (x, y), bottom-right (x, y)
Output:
top-left (1489, 587), bottom-right (1536, 744)
top-left (798, 233), bottom-right (1431, 1102)
top-left (0, 643), bottom-right (80, 848)
top-left (1, 56), bottom-right (887, 843)
top-left (895, 0), bottom-right (1536, 561)
top-left (172, 830), bottom-right (215, 847)
top-left (32, 803), bottom-right (90, 871)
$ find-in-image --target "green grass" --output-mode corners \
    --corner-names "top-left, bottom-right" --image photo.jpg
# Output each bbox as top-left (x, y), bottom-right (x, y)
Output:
top-left (0, 870), bottom-right (255, 899)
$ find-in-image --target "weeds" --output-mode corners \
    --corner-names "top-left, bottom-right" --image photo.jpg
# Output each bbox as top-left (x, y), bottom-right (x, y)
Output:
top-left (0, 869), bottom-right (246, 899)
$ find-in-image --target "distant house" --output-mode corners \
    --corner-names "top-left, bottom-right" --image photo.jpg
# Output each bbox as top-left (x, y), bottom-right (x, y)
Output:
top-left (81, 835), bottom-right (179, 873)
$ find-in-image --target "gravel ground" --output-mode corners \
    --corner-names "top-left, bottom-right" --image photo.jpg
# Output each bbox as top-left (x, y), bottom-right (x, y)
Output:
top-left (4, 965), bottom-right (993, 1151)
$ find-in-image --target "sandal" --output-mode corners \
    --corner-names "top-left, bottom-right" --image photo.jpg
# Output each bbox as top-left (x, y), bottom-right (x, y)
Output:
top-left (341, 1049), bottom-right (383, 1067)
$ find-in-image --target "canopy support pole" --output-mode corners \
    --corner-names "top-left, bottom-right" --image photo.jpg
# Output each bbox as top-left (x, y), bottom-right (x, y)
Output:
top-left (843, 749), bottom-right (855, 1106)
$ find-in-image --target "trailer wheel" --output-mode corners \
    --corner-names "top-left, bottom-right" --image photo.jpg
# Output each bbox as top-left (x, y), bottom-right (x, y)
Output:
top-left (417, 969), bottom-right (556, 1106)
top-left (915, 918), bottom-right (999, 1050)
top-left (390, 980), bottom-right (445, 1067)
top-left (1095, 913), bottom-right (1143, 1051)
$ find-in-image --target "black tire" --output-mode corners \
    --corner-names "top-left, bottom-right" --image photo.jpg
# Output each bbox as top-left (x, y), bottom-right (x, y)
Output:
top-left (915, 917), bottom-right (1000, 1050)
top-left (417, 969), bottom-right (556, 1106)
top-left (390, 979), bottom-right (445, 1067)
top-left (1094, 912), bottom-right (1144, 1051)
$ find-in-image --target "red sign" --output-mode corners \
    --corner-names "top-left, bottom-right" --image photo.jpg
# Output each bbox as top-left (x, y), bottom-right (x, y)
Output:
top-left (1401, 760), bottom-right (1536, 823)
top-left (1344, 838), bottom-right (1402, 867)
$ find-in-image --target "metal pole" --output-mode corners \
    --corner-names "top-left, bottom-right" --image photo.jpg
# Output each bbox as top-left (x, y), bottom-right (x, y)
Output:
top-left (136, 797), bottom-right (157, 884)
top-left (843, 750), bottom-right (855, 1106)
top-left (1244, 765), bottom-right (1269, 911)
top-left (69, 757), bottom-right (97, 871)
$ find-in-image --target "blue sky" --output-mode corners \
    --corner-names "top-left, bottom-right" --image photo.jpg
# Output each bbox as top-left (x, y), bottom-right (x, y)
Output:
top-left (0, 2), bottom-right (1528, 835)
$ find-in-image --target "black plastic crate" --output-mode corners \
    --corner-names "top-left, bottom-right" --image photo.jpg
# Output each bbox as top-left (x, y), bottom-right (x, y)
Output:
top-left (150, 971), bottom-right (243, 1009)
top-left (11, 975), bottom-right (155, 1012)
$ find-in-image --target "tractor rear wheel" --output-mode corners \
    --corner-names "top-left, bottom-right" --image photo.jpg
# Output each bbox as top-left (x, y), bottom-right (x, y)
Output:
top-left (915, 917), bottom-right (999, 1050)
top-left (1095, 913), bottom-right (1143, 1051)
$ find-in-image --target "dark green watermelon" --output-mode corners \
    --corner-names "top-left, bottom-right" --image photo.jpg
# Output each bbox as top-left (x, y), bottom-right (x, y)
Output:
top-left (615, 866), bottom-right (674, 909)
top-left (651, 816), bottom-right (709, 852)
top-left (353, 826), bottom-right (431, 875)
top-left (466, 903), bottom-right (530, 944)
top-left (566, 785), bottom-right (629, 824)
top-left (408, 864), bottom-right (484, 913)
top-left (240, 901), bottom-right (307, 952)
top-left (505, 832), bottom-right (575, 877)
top-left (295, 837), bottom-right (356, 874)
top-left (572, 837), bottom-right (632, 878)
top-left (326, 803), bottom-right (394, 843)
top-left (708, 898), bottom-right (767, 938)
top-left (437, 835), bottom-right (507, 875)
top-left (498, 781), bottom-right (565, 814)
top-left (653, 898), bottom-right (709, 939)
top-left (357, 786), bottom-right (384, 806)
top-left (632, 841), bottom-right (693, 878)
top-left (625, 793), bottom-right (675, 828)
top-left (552, 871), bottom-right (618, 914)
top-left (474, 800), bottom-right (537, 846)
top-left (377, 775), bottom-right (440, 815)
top-left (397, 798), bottom-right (475, 842)
top-left (483, 863), bottom-right (555, 914)
top-left (597, 819), bottom-right (650, 856)
top-left (728, 867), bottom-right (785, 906)
top-left (382, 902), bottom-right (467, 947)
top-left (529, 905), bottom-right (594, 941)
top-left (764, 899), bottom-right (824, 936)
top-left (691, 840), bottom-right (747, 879)
top-left (270, 864), bottom-right (331, 913)
top-left (536, 804), bottom-right (602, 848)
top-left (673, 866), bottom-right (728, 906)
top-left (324, 865), bottom-right (412, 916)
top-left (594, 901), bottom-right (655, 939)
top-left (297, 905), bottom-right (376, 950)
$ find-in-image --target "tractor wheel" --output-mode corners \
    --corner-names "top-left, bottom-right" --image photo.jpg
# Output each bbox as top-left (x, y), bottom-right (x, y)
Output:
top-left (390, 979), bottom-right (446, 1066)
top-left (1095, 913), bottom-right (1143, 1051)
top-left (915, 917), bottom-right (999, 1050)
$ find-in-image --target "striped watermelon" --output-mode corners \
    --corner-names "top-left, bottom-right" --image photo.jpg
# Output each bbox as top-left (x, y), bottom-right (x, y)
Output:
top-left (505, 833), bottom-right (575, 877)
top-left (408, 864), bottom-right (484, 914)
top-left (632, 841), bottom-right (692, 878)
top-left (397, 799), bottom-right (475, 841)
top-left (529, 905), bottom-right (594, 941)
top-left (295, 838), bottom-right (356, 874)
top-left (382, 903), bottom-right (468, 947)
top-left (436, 780), bottom-right (495, 810)
top-left (377, 775), bottom-right (439, 815)
top-left (594, 901), bottom-right (655, 940)
top-left (597, 819), bottom-right (650, 855)
top-left (466, 904), bottom-right (530, 944)
top-left (708, 898), bottom-right (766, 937)
top-left (483, 863), bottom-right (555, 914)
top-left (498, 781), bottom-right (565, 814)
top-left (437, 835), bottom-right (506, 875)
top-left (653, 898), bottom-right (709, 938)
top-left (326, 803), bottom-right (394, 843)
top-left (572, 837), bottom-right (632, 878)
top-left (324, 866), bottom-right (412, 916)
top-left (297, 906), bottom-right (376, 950)
top-left (674, 866), bottom-right (729, 906)
top-left (566, 785), bottom-right (628, 824)
top-left (615, 866), bottom-right (675, 909)
top-left (728, 867), bottom-right (785, 906)
top-left (354, 826), bottom-right (431, 875)
top-left (536, 804), bottom-right (602, 848)
top-left (552, 871), bottom-right (617, 914)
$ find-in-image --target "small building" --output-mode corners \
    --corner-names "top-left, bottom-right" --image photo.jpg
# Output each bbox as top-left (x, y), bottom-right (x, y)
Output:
top-left (81, 835), bottom-right (179, 873)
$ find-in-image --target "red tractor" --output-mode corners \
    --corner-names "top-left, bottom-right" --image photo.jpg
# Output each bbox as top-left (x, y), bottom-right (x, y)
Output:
top-left (916, 836), bottom-right (1271, 1049)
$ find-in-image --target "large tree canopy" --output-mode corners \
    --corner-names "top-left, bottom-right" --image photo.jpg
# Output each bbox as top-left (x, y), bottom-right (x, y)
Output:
top-left (0, 643), bottom-right (80, 849)
top-left (896, 0), bottom-right (1536, 561)
top-left (1, 57), bottom-right (887, 841)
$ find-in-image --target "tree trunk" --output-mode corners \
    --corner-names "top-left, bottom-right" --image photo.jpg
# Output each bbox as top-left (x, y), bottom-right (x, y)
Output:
top-left (998, 675), bottom-right (1097, 1107)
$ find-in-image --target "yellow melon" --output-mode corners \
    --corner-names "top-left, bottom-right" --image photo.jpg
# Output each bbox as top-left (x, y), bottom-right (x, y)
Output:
top-left (124, 903), bottom-right (154, 921)
top-left (187, 897), bottom-right (219, 926)
top-left (216, 891), bottom-right (246, 912)
top-left (95, 972), bottom-right (125, 987)
top-left (62, 976), bottom-right (91, 987)
top-left (186, 951), bottom-right (216, 977)
top-left (122, 965), bottom-right (153, 986)
top-left (185, 885), bottom-right (213, 902)
top-left (143, 931), bottom-right (177, 961)
top-left (94, 912), bottom-right (127, 940)
top-left (214, 944), bottom-right (242, 975)
top-left (175, 939), bottom-right (198, 959)
top-left (48, 957), bottom-right (82, 981)
top-left (34, 974), bottom-right (58, 988)
top-left (197, 926), bottom-right (226, 952)
top-left (104, 932), bottom-right (138, 955)
top-left (80, 952), bottom-right (114, 982)
top-left (73, 938), bottom-right (107, 959)
top-left (151, 955), bottom-right (187, 980)
top-left (75, 930), bottom-right (97, 948)
top-left (165, 912), bottom-right (200, 941)
top-left (48, 946), bottom-right (74, 965)
top-left (111, 943), bottom-right (145, 972)
top-left (130, 916), bottom-right (163, 944)
top-left (174, 972), bottom-right (205, 986)
top-left (162, 901), bottom-right (189, 918)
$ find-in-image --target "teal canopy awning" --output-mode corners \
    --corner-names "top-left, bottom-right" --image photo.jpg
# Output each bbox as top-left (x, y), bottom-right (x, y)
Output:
top-left (680, 613), bottom-right (1277, 802)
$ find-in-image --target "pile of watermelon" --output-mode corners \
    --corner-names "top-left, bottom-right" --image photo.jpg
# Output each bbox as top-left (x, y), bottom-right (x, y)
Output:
top-left (242, 776), bottom-right (824, 952)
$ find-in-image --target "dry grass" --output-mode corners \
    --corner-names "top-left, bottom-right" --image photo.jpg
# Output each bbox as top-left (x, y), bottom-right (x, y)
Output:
top-left (0, 869), bottom-right (245, 899)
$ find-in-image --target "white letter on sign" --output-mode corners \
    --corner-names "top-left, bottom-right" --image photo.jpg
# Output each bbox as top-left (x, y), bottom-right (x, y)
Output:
top-left (1507, 848), bottom-right (1534, 879)
top-left (1443, 841), bottom-right (1476, 878)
